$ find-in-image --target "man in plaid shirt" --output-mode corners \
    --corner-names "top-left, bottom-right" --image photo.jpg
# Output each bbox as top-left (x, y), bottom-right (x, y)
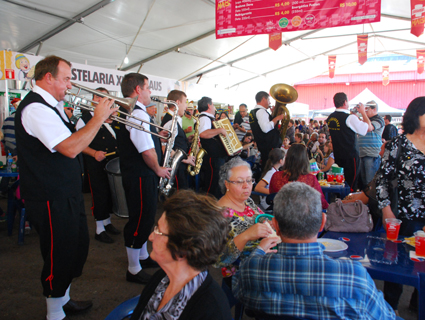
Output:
top-left (233, 182), bottom-right (397, 320)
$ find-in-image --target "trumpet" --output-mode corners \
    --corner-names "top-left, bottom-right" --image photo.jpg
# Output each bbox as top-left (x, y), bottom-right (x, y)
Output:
top-left (66, 82), bottom-right (172, 140)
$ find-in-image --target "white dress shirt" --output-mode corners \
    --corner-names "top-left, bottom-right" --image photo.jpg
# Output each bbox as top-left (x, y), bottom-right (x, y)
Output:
top-left (198, 111), bottom-right (215, 134)
top-left (75, 111), bottom-right (116, 139)
top-left (334, 109), bottom-right (368, 136)
top-left (126, 101), bottom-right (155, 153)
top-left (21, 85), bottom-right (72, 153)
top-left (252, 105), bottom-right (274, 133)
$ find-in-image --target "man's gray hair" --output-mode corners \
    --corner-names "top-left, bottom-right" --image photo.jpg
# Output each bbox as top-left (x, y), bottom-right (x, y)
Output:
top-left (218, 157), bottom-right (251, 194)
top-left (367, 100), bottom-right (378, 111)
top-left (273, 182), bottom-right (323, 239)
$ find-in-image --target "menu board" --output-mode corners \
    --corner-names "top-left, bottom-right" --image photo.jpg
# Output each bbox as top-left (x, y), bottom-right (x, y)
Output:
top-left (216, 0), bottom-right (381, 39)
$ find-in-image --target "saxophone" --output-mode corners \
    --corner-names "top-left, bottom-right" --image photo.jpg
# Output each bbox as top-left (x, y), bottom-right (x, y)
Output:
top-left (187, 114), bottom-right (207, 176)
top-left (152, 98), bottom-right (187, 197)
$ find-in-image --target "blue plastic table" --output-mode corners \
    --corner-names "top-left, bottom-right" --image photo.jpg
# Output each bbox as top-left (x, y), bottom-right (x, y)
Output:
top-left (322, 231), bottom-right (425, 320)
top-left (321, 183), bottom-right (350, 202)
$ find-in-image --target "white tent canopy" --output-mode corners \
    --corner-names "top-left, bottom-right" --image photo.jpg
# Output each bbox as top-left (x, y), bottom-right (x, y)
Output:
top-left (312, 88), bottom-right (405, 117)
top-left (0, 0), bottom-right (422, 105)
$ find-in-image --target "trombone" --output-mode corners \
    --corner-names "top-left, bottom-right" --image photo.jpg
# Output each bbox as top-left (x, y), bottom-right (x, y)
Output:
top-left (66, 82), bottom-right (172, 140)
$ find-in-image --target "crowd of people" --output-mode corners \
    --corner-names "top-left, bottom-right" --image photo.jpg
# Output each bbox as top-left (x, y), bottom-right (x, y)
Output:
top-left (7, 55), bottom-right (424, 320)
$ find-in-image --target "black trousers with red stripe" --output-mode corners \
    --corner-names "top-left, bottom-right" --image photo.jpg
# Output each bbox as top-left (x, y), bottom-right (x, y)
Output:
top-left (200, 156), bottom-right (226, 199)
top-left (85, 155), bottom-right (114, 221)
top-left (334, 155), bottom-right (360, 192)
top-left (122, 174), bottom-right (159, 248)
top-left (26, 195), bottom-right (89, 297)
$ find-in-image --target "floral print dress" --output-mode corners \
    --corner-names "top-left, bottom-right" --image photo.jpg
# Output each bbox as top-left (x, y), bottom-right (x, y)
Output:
top-left (375, 134), bottom-right (425, 220)
top-left (214, 198), bottom-right (263, 278)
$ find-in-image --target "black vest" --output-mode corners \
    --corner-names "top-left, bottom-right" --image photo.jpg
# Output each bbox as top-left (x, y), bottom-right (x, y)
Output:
top-left (327, 110), bottom-right (358, 159)
top-left (199, 114), bottom-right (227, 158)
top-left (115, 105), bottom-right (162, 178)
top-left (160, 112), bottom-right (172, 127)
top-left (15, 91), bottom-right (83, 201)
top-left (81, 112), bottom-right (118, 154)
top-left (161, 116), bottom-right (189, 153)
top-left (249, 108), bottom-right (281, 150)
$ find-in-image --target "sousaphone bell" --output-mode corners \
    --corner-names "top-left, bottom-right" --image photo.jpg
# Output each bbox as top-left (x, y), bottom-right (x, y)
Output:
top-left (270, 83), bottom-right (298, 142)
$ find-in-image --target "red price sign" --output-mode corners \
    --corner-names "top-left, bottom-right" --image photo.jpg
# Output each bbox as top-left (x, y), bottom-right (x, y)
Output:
top-left (216, 0), bottom-right (381, 39)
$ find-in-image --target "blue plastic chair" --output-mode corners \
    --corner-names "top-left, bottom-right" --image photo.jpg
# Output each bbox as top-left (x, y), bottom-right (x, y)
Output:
top-left (104, 295), bottom-right (140, 320)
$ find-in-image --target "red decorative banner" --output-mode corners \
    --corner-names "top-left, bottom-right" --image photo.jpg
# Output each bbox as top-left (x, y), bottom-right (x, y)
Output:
top-left (216, 0), bottom-right (381, 39)
top-left (357, 34), bottom-right (368, 65)
top-left (269, 32), bottom-right (282, 51)
top-left (382, 66), bottom-right (390, 86)
top-left (411, 0), bottom-right (425, 37)
top-left (328, 56), bottom-right (336, 79)
top-left (417, 49), bottom-right (425, 74)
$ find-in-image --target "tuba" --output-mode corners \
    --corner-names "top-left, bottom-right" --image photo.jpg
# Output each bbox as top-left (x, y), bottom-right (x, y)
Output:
top-left (187, 114), bottom-right (207, 176)
top-left (270, 84), bottom-right (298, 142)
top-left (152, 98), bottom-right (187, 197)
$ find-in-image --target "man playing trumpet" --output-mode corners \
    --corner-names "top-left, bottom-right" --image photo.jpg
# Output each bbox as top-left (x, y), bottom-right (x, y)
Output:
top-left (15, 55), bottom-right (118, 320)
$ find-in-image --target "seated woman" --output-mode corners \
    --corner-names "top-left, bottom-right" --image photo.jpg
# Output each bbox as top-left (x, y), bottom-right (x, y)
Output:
top-left (214, 157), bottom-right (273, 288)
top-left (318, 141), bottom-right (334, 173)
top-left (130, 190), bottom-right (232, 320)
top-left (240, 132), bottom-right (254, 159)
top-left (269, 144), bottom-right (329, 210)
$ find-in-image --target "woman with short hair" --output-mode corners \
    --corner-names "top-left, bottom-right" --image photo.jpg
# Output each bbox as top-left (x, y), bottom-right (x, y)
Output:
top-left (130, 190), bottom-right (232, 320)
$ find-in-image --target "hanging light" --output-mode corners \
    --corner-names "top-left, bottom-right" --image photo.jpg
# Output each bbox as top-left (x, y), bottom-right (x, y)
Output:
top-left (124, 56), bottom-right (129, 64)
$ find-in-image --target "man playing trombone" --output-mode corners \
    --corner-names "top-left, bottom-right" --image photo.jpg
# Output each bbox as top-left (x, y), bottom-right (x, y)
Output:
top-left (15, 55), bottom-right (118, 320)
top-left (115, 73), bottom-right (171, 284)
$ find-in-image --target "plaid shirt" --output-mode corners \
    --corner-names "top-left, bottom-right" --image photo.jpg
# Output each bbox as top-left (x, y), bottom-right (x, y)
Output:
top-left (233, 242), bottom-right (395, 320)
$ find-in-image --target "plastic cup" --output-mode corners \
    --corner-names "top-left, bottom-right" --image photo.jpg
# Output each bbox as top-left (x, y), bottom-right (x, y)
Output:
top-left (336, 174), bottom-right (344, 183)
top-left (327, 173), bottom-right (334, 182)
top-left (187, 126), bottom-right (192, 131)
top-left (385, 219), bottom-right (402, 241)
top-left (384, 240), bottom-right (398, 262)
top-left (415, 231), bottom-right (425, 257)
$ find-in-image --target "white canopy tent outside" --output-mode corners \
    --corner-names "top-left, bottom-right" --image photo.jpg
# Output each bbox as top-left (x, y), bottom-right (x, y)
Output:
top-left (0, 0), bottom-right (422, 108)
top-left (311, 88), bottom-right (405, 118)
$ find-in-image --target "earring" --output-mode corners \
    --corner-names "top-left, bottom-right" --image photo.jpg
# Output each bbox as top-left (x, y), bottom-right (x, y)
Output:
top-left (227, 189), bottom-right (229, 192)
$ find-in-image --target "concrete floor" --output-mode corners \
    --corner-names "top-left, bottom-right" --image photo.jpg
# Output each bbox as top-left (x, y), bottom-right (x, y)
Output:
top-left (0, 193), bottom-right (418, 320)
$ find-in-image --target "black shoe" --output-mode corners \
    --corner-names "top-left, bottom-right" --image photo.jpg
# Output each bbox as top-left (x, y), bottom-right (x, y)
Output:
top-left (126, 270), bottom-right (152, 284)
top-left (104, 223), bottom-right (121, 235)
top-left (63, 299), bottom-right (93, 314)
top-left (140, 256), bottom-right (159, 268)
top-left (95, 231), bottom-right (114, 243)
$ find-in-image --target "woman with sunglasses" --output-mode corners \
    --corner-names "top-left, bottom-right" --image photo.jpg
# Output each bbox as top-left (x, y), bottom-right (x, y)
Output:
top-left (215, 157), bottom-right (274, 289)
top-left (130, 190), bottom-right (232, 320)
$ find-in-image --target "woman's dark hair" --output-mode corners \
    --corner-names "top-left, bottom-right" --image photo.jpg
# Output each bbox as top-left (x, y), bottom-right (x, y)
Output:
top-left (283, 144), bottom-right (310, 181)
top-left (242, 132), bottom-right (253, 145)
top-left (402, 97), bottom-right (425, 134)
top-left (163, 190), bottom-right (229, 271)
top-left (219, 112), bottom-right (229, 120)
top-left (261, 148), bottom-right (284, 180)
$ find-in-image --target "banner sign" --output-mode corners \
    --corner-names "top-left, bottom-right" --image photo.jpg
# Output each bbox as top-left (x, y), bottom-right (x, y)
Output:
top-left (357, 34), bottom-right (368, 65)
top-left (417, 49), bottom-right (425, 74)
top-left (216, 0), bottom-right (381, 39)
top-left (382, 66), bottom-right (390, 86)
top-left (411, 0), bottom-right (425, 37)
top-left (269, 32), bottom-right (282, 51)
top-left (328, 56), bottom-right (336, 79)
top-left (0, 51), bottom-right (179, 97)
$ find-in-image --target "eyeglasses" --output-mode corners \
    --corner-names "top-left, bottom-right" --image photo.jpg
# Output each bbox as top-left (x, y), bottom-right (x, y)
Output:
top-left (226, 178), bottom-right (255, 186)
top-left (153, 226), bottom-right (169, 237)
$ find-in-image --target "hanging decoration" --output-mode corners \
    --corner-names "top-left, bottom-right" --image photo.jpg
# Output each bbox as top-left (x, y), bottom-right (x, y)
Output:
top-left (328, 56), bottom-right (336, 78)
top-left (417, 49), bottom-right (425, 74)
top-left (357, 35), bottom-right (368, 65)
top-left (269, 32), bottom-right (282, 51)
top-left (382, 66), bottom-right (390, 86)
top-left (410, 0), bottom-right (425, 37)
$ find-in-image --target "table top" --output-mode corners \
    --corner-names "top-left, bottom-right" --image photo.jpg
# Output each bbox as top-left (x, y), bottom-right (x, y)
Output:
top-left (0, 169), bottom-right (19, 177)
top-left (321, 231), bottom-right (425, 287)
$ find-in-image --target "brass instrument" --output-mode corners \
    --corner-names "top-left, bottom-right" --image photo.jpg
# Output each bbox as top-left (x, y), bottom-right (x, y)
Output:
top-left (152, 98), bottom-right (187, 197)
top-left (270, 83), bottom-right (298, 142)
top-left (66, 82), bottom-right (172, 140)
top-left (187, 114), bottom-right (207, 176)
top-left (213, 118), bottom-right (243, 156)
